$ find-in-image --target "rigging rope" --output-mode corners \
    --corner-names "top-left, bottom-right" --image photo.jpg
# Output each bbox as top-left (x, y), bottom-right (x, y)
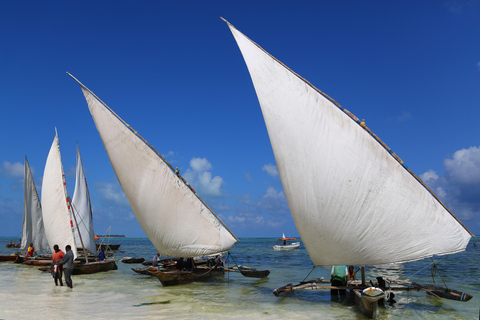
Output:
top-left (430, 258), bottom-right (448, 289)
top-left (302, 266), bottom-right (316, 282)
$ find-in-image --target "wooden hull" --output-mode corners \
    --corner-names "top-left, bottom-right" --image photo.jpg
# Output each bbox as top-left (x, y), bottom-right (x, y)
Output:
top-left (150, 266), bottom-right (224, 286)
top-left (6, 243), bottom-right (20, 248)
top-left (424, 284), bottom-right (473, 301)
top-left (240, 269), bottom-right (270, 278)
top-left (273, 242), bottom-right (300, 251)
top-left (353, 287), bottom-right (385, 319)
top-left (23, 260), bottom-right (52, 266)
top-left (96, 243), bottom-right (121, 251)
top-left (131, 267), bottom-right (152, 275)
top-left (72, 259), bottom-right (118, 275)
top-left (0, 255), bottom-right (18, 262)
top-left (120, 257), bottom-right (145, 264)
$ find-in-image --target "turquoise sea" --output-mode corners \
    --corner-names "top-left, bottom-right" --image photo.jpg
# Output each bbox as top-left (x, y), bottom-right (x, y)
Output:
top-left (0, 236), bottom-right (479, 319)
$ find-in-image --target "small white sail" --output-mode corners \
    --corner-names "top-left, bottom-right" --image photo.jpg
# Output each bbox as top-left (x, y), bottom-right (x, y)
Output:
top-left (41, 130), bottom-right (78, 258)
top-left (69, 74), bottom-right (238, 258)
top-left (72, 143), bottom-right (97, 255)
top-left (225, 20), bottom-right (472, 266)
top-left (21, 157), bottom-right (49, 252)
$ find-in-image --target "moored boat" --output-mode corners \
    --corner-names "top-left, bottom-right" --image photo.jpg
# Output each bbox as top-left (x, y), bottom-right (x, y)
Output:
top-left (120, 257), bottom-right (145, 264)
top-left (148, 265), bottom-right (225, 286)
top-left (6, 242), bottom-right (20, 248)
top-left (223, 18), bottom-right (473, 318)
top-left (97, 243), bottom-right (121, 251)
top-left (72, 260), bottom-right (118, 275)
top-left (131, 267), bottom-right (152, 275)
top-left (23, 259), bottom-right (52, 266)
top-left (69, 73), bottom-right (269, 286)
top-left (272, 233), bottom-right (300, 251)
top-left (0, 254), bottom-right (18, 262)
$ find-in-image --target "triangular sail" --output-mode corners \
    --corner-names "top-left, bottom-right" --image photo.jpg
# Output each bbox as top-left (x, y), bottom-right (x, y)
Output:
top-left (225, 20), bottom-right (472, 266)
top-left (41, 130), bottom-right (78, 258)
top-left (21, 157), bottom-right (49, 252)
top-left (72, 143), bottom-right (97, 255)
top-left (69, 74), bottom-right (238, 258)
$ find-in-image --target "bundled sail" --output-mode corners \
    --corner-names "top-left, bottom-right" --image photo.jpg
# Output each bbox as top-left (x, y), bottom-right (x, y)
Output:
top-left (72, 143), bottom-right (97, 255)
top-left (69, 73), bottom-right (238, 258)
top-left (21, 157), bottom-right (49, 252)
top-left (41, 130), bottom-right (78, 258)
top-left (224, 19), bottom-right (472, 266)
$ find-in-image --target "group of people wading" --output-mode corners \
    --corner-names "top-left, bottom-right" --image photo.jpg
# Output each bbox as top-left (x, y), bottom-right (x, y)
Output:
top-left (51, 244), bottom-right (75, 288)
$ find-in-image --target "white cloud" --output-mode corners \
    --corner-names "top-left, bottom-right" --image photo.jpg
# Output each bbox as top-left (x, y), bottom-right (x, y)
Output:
top-left (183, 157), bottom-right (224, 197)
top-left (1, 161), bottom-right (24, 178)
top-left (420, 169), bottom-right (440, 185)
top-left (444, 146), bottom-right (480, 185)
top-left (422, 146), bottom-right (480, 223)
top-left (95, 180), bottom-right (129, 206)
top-left (260, 186), bottom-right (289, 215)
top-left (262, 164), bottom-right (279, 178)
top-left (190, 157), bottom-right (212, 172)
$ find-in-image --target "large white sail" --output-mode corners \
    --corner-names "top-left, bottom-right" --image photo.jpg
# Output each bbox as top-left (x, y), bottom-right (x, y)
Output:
top-left (21, 157), bottom-right (49, 252)
top-left (225, 20), bottom-right (472, 266)
top-left (72, 143), bottom-right (97, 255)
top-left (69, 74), bottom-right (238, 258)
top-left (41, 130), bottom-right (78, 258)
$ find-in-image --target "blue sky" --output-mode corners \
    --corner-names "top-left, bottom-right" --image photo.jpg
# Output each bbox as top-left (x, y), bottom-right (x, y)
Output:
top-left (0, 1), bottom-right (479, 238)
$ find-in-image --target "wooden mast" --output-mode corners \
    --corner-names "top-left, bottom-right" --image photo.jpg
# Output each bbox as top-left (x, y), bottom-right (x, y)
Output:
top-left (68, 196), bottom-right (89, 263)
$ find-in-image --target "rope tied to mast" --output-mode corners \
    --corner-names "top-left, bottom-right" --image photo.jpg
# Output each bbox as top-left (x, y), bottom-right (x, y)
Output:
top-left (430, 257), bottom-right (448, 290)
top-left (302, 266), bottom-right (316, 282)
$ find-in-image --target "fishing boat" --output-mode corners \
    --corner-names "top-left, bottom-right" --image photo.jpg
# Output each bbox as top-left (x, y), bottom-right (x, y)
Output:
top-left (96, 243), bottom-right (121, 251)
top-left (42, 130), bottom-right (79, 260)
top-left (18, 157), bottom-right (50, 256)
top-left (0, 254), bottom-right (18, 262)
top-left (71, 144), bottom-right (117, 274)
top-left (6, 242), bottom-right (20, 248)
top-left (223, 18), bottom-right (473, 318)
top-left (131, 267), bottom-right (152, 275)
top-left (42, 131), bottom-right (117, 274)
top-left (69, 73), bottom-right (269, 286)
top-left (22, 259), bottom-right (52, 266)
top-left (120, 257), bottom-right (145, 264)
top-left (72, 143), bottom-right (96, 256)
top-left (273, 233), bottom-right (300, 251)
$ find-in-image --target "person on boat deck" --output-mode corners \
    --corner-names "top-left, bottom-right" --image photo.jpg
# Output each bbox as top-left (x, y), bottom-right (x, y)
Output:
top-left (185, 257), bottom-right (194, 270)
top-left (51, 244), bottom-right (65, 286)
top-left (283, 239), bottom-right (287, 245)
top-left (331, 265), bottom-right (348, 299)
top-left (26, 243), bottom-right (36, 257)
top-left (214, 255), bottom-right (223, 268)
top-left (152, 253), bottom-right (160, 267)
top-left (97, 248), bottom-right (105, 261)
top-left (348, 265), bottom-right (356, 280)
top-left (56, 245), bottom-right (74, 288)
top-left (176, 258), bottom-right (186, 270)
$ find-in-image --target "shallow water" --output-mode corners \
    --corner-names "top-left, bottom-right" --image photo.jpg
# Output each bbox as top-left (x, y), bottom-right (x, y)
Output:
top-left (0, 237), bottom-right (479, 319)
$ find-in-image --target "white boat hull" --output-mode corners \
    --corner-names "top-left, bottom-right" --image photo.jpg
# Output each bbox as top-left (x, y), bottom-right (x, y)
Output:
top-left (273, 242), bottom-right (300, 251)
top-left (354, 287), bottom-right (385, 319)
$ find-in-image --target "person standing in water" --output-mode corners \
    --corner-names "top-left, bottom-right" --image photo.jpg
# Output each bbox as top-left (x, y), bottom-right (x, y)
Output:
top-left (51, 244), bottom-right (64, 286)
top-left (56, 245), bottom-right (74, 288)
